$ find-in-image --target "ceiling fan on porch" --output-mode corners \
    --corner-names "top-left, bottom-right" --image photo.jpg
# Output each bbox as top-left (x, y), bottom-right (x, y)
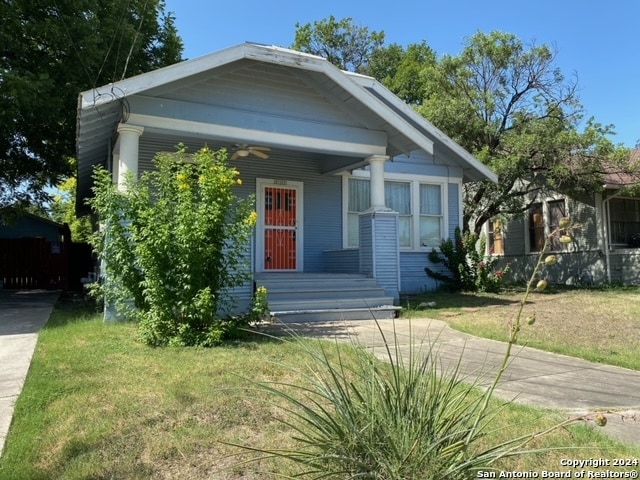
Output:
top-left (230, 143), bottom-right (271, 160)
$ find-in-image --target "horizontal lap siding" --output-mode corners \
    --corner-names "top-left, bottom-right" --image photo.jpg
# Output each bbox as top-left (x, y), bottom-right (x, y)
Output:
top-left (610, 252), bottom-right (640, 284)
top-left (398, 182), bottom-right (459, 294)
top-left (304, 174), bottom-right (342, 271)
top-left (498, 252), bottom-right (607, 285)
top-left (373, 214), bottom-right (399, 297)
top-left (448, 183), bottom-right (460, 238)
top-left (397, 182), bottom-right (458, 294)
top-left (400, 252), bottom-right (441, 294)
top-left (501, 196), bottom-right (600, 285)
top-left (359, 218), bottom-right (373, 276)
top-left (568, 196), bottom-right (598, 248)
top-left (504, 218), bottom-right (525, 256)
top-left (324, 249), bottom-right (359, 273)
top-left (222, 238), bottom-right (253, 315)
top-left (359, 156), bottom-right (463, 295)
top-left (161, 62), bottom-right (361, 127)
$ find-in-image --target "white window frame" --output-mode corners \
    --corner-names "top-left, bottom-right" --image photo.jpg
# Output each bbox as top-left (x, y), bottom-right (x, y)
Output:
top-left (608, 196), bottom-right (640, 248)
top-left (524, 196), bottom-right (570, 253)
top-left (484, 218), bottom-right (505, 256)
top-left (342, 170), bottom-right (455, 252)
top-left (255, 178), bottom-right (304, 272)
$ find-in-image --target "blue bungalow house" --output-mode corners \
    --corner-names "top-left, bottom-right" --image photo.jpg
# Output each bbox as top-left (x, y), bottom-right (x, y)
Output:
top-left (76, 42), bottom-right (497, 321)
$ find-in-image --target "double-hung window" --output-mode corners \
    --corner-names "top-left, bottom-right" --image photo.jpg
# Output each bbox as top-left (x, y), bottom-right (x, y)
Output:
top-left (609, 198), bottom-right (640, 247)
top-left (347, 178), bottom-right (370, 247)
top-left (386, 181), bottom-right (411, 247)
top-left (487, 219), bottom-right (504, 255)
top-left (528, 198), bottom-right (567, 252)
top-left (345, 174), bottom-right (447, 250)
top-left (419, 184), bottom-right (442, 248)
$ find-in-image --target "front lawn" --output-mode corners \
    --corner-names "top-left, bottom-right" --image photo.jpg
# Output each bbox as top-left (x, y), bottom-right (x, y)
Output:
top-left (1, 293), bottom-right (639, 478)
top-left (402, 286), bottom-right (640, 371)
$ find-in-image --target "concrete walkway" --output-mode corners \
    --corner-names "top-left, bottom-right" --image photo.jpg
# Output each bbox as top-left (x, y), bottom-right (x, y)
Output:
top-left (0, 290), bottom-right (59, 456)
top-left (270, 318), bottom-right (640, 445)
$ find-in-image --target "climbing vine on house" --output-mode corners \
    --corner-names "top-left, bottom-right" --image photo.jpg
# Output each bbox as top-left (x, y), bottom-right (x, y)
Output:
top-left (88, 146), bottom-right (256, 346)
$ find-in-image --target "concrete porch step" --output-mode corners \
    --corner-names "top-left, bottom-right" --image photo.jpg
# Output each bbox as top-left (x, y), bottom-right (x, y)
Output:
top-left (269, 296), bottom-right (396, 311)
top-left (271, 306), bottom-right (401, 323)
top-left (255, 273), bottom-right (400, 323)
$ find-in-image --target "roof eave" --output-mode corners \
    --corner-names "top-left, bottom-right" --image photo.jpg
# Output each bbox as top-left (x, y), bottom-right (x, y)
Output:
top-left (346, 73), bottom-right (497, 184)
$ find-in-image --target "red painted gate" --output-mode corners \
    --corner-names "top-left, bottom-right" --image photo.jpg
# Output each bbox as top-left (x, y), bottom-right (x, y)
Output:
top-left (263, 186), bottom-right (297, 270)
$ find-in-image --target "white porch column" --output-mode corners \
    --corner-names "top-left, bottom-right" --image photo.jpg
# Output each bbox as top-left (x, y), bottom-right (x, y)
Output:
top-left (104, 124), bottom-right (143, 323)
top-left (116, 124), bottom-right (144, 190)
top-left (358, 154), bottom-right (399, 301)
top-left (367, 155), bottom-right (390, 210)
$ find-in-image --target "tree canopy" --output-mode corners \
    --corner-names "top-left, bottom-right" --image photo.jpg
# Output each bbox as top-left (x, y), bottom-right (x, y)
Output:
top-left (417, 31), bottom-right (629, 234)
top-left (0, 0), bottom-right (183, 216)
top-left (292, 16), bottom-right (385, 73)
top-left (292, 20), bottom-right (633, 234)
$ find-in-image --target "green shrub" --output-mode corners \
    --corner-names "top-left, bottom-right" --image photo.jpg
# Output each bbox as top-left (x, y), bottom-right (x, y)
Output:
top-left (88, 146), bottom-right (256, 346)
top-left (426, 227), bottom-right (510, 292)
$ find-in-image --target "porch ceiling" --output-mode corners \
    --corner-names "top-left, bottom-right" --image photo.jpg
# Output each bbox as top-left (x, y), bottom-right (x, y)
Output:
top-left (133, 130), bottom-right (461, 179)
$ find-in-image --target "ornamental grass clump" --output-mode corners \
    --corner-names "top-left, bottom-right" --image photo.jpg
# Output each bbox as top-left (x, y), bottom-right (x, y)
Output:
top-left (88, 145), bottom-right (256, 346)
top-left (230, 325), bottom-right (581, 479)
top-left (230, 328), bottom-right (513, 479)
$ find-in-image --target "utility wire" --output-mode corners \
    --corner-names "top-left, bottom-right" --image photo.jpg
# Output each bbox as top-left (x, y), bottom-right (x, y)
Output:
top-left (121, 0), bottom-right (150, 80)
top-left (50, 0), bottom-right (94, 88)
top-left (96, 0), bottom-right (132, 87)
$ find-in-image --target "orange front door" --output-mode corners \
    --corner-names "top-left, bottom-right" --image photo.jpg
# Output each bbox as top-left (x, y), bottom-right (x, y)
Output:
top-left (263, 186), bottom-right (297, 270)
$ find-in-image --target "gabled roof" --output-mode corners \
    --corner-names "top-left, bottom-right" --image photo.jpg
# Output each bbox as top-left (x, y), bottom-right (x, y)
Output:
top-left (76, 42), bottom-right (497, 200)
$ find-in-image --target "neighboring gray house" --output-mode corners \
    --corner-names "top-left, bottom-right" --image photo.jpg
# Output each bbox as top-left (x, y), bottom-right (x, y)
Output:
top-left (75, 42), bottom-right (497, 320)
top-left (487, 148), bottom-right (640, 286)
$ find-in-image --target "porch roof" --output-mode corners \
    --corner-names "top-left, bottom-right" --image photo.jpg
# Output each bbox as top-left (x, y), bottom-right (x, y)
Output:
top-left (76, 42), bottom-right (497, 202)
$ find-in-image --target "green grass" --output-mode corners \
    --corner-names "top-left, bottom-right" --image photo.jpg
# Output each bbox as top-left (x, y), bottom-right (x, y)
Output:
top-left (402, 286), bottom-right (640, 370)
top-left (0, 294), bottom-right (639, 478)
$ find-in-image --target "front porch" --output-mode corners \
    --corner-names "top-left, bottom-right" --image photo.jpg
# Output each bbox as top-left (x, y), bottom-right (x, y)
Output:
top-left (254, 272), bottom-right (401, 322)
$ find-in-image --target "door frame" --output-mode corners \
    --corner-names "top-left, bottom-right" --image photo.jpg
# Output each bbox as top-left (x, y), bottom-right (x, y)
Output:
top-left (255, 178), bottom-right (304, 273)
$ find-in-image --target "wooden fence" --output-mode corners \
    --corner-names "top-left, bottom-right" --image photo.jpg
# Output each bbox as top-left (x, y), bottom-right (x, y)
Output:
top-left (0, 238), bottom-right (69, 290)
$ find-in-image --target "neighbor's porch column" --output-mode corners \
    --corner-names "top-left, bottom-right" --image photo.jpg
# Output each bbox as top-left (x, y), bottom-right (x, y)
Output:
top-left (116, 123), bottom-right (144, 190)
top-left (368, 155), bottom-right (389, 210)
top-left (359, 154), bottom-right (400, 301)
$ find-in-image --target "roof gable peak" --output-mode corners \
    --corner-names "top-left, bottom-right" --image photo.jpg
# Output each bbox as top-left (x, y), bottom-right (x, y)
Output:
top-left (80, 43), bottom-right (338, 109)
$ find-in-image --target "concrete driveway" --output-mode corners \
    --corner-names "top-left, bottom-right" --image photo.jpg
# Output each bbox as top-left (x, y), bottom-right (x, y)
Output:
top-left (0, 289), bottom-right (59, 456)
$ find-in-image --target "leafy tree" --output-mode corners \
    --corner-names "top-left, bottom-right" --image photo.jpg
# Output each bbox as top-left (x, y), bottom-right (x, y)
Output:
top-left (364, 41), bottom-right (436, 105)
top-left (88, 147), bottom-right (256, 347)
top-left (417, 31), bottom-right (631, 235)
top-left (292, 15), bottom-right (384, 72)
top-left (0, 0), bottom-right (183, 217)
top-left (49, 159), bottom-right (93, 243)
top-left (292, 22), bottom-right (632, 235)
